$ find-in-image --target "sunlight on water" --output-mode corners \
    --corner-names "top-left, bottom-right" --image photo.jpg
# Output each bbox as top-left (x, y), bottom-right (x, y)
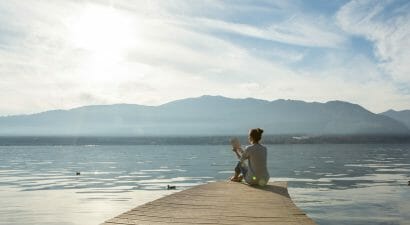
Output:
top-left (0, 144), bottom-right (409, 225)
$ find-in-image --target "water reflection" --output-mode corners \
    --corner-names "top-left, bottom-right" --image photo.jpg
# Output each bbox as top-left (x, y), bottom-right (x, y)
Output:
top-left (0, 144), bottom-right (409, 225)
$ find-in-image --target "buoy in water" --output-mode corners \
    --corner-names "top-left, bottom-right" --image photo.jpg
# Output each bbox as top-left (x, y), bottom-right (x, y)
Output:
top-left (167, 185), bottom-right (176, 190)
top-left (76, 172), bottom-right (81, 176)
top-left (408, 181), bottom-right (410, 186)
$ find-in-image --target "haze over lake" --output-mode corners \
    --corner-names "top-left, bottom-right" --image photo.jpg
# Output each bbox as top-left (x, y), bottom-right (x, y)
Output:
top-left (1, 96), bottom-right (410, 225)
top-left (1, 96), bottom-right (410, 136)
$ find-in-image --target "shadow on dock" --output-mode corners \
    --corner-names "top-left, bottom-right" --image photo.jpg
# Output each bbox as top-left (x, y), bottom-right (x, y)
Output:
top-left (249, 182), bottom-right (290, 198)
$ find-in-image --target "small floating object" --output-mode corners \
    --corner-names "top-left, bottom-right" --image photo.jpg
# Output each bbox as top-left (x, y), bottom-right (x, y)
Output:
top-left (167, 185), bottom-right (176, 190)
top-left (408, 181), bottom-right (410, 186)
top-left (76, 172), bottom-right (81, 176)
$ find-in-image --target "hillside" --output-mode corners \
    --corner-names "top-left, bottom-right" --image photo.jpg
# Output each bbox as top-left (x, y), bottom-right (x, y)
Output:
top-left (380, 110), bottom-right (410, 129)
top-left (0, 95), bottom-right (408, 136)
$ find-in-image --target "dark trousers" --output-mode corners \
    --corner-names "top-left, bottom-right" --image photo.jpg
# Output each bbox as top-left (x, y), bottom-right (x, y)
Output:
top-left (234, 161), bottom-right (247, 176)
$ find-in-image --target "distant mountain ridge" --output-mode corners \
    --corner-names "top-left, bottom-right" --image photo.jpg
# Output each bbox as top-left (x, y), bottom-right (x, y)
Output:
top-left (0, 95), bottom-right (409, 136)
top-left (380, 109), bottom-right (410, 129)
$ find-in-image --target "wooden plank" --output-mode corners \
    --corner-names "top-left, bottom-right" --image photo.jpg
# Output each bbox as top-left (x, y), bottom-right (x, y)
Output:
top-left (101, 181), bottom-right (317, 225)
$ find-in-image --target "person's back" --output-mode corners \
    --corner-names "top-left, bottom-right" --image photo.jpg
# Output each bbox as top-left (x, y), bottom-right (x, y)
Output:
top-left (242, 143), bottom-right (269, 186)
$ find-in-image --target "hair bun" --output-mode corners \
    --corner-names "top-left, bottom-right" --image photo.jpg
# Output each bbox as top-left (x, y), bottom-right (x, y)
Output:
top-left (249, 128), bottom-right (263, 142)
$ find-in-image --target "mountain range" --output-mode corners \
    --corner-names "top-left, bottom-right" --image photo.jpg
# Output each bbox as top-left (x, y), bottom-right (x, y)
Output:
top-left (0, 95), bottom-right (409, 136)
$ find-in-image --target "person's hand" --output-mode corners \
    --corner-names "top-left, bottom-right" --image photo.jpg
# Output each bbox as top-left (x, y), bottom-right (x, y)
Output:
top-left (230, 138), bottom-right (241, 150)
top-left (235, 147), bottom-right (243, 153)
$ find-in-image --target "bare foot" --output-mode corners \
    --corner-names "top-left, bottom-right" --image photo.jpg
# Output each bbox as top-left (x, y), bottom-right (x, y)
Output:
top-left (230, 176), bottom-right (240, 182)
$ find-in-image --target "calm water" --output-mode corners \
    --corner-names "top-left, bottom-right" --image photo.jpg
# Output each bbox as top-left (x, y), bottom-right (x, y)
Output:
top-left (0, 144), bottom-right (409, 225)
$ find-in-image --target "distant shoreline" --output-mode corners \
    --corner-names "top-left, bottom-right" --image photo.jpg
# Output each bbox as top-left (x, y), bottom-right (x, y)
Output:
top-left (0, 135), bottom-right (409, 146)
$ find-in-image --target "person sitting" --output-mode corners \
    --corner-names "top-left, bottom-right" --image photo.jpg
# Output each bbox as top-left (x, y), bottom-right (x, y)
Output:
top-left (239, 128), bottom-right (270, 186)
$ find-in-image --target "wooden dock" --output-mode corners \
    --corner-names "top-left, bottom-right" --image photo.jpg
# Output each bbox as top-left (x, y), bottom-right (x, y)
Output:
top-left (101, 181), bottom-right (317, 225)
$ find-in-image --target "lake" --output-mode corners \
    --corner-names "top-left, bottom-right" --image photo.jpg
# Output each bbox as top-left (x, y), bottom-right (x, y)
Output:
top-left (0, 143), bottom-right (409, 225)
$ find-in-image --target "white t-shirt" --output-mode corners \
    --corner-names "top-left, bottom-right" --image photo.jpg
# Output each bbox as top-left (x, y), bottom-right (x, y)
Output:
top-left (240, 143), bottom-right (270, 186)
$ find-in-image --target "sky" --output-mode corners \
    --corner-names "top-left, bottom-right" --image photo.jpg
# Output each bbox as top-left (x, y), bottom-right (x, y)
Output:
top-left (0, 0), bottom-right (409, 115)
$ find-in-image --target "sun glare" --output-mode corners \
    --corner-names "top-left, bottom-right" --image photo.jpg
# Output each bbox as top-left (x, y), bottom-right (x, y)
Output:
top-left (68, 4), bottom-right (137, 53)
top-left (65, 4), bottom-right (142, 82)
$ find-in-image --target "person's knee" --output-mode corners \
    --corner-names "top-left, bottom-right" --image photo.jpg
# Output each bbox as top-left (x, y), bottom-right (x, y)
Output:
top-left (234, 165), bottom-right (241, 174)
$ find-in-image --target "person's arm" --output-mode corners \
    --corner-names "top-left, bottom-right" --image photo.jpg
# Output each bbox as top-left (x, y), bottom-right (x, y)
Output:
top-left (233, 147), bottom-right (244, 159)
top-left (240, 146), bottom-right (249, 162)
top-left (233, 148), bottom-right (241, 159)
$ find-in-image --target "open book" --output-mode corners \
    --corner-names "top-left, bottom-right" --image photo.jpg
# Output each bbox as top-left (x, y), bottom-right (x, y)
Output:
top-left (230, 137), bottom-right (244, 159)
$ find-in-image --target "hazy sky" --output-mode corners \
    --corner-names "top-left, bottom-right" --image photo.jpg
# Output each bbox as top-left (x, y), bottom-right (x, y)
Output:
top-left (0, 0), bottom-right (409, 115)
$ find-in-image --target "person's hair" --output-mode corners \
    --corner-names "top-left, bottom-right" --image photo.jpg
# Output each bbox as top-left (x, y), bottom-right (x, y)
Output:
top-left (249, 128), bottom-right (264, 143)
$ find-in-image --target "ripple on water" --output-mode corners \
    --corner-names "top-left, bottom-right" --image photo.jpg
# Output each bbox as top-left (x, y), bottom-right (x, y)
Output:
top-left (1, 144), bottom-right (410, 225)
